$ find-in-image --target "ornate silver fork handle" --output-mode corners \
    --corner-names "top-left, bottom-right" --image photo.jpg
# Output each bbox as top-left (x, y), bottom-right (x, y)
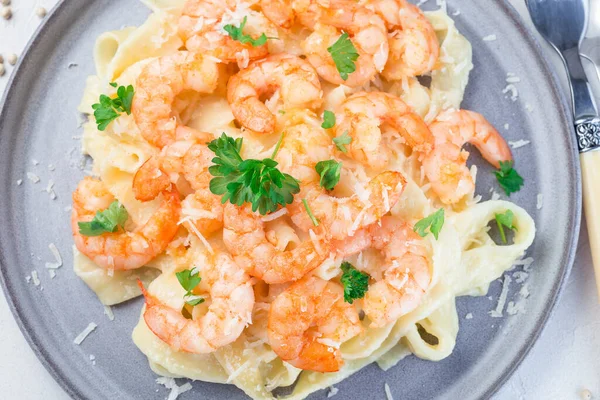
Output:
top-left (576, 116), bottom-right (600, 152)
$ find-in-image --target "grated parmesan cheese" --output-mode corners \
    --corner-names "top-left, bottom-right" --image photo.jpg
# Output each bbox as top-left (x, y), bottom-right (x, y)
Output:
top-left (45, 243), bottom-right (63, 269)
top-left (506, 76), bottom-right (521, 83)
top-left (508, 139), bottom-right (530, 149)
top-left (489, 275), bottom-right (511, 318)
top-left (384, 383), bottom-right (394, 400)
top-left (177, 216), bottom-right (214, 254)
top-left (27, 172), bottom-right (40, 183)
top-left (261, 207), bottom-right (288, 222)
top-left (536, 194), bottom-right (543, 210)
top-left (104, 305), bottom-right (115, 321)
top-left (483, 34), bottom-right (497, 41)
top-left (16, 179), bottom-right (22, 186)
top-left (156, 377), bottom-right (193, 400)
top-left (502, 84), bottom-right (519, 101)
top-left (73, 322), bottom-right (97, 345)
top-left (327, 386), bottom-right (339, 397)
top-left (506, 300), bottom-right (526, 315)
top-left (31, 270), bottom-right (40, 286)
top-left (504, 123), bottom-right (510, 130)
top-left (465, 313), bottom-right (473, 320)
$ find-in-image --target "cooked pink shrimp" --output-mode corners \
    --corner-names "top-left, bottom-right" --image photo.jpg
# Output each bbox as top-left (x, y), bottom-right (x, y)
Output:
top-left (268, 276), bottom-right (362, 372)
top-left (260, 0), bottom-right (295, 29)
top-left (274, 123), bottom-right (334, 183)
top-left (335, 92), bottom-right (434, 169)
top-left (289, 171), bottom-right (406, 240)
top-left (227, 54), bottom-right (323, 133)
top-left (299, 0), bottom-right (389, 87)
top-left (178, 0), bottom-right (269, 62)
top-left (368, 0), bottom-right (439, 79)
top-left (422, 109), bottom-right (513, 204)
top-left (141, 252), bottom-right (254, 353)
top-left (362, 217), bottom-right (431, 327)
top-left (71, 177), bottom-right (181, 271)
top-left (132, 51), bottom-right (219, 148)
top-left (222, 203), bottom-right (331, 283)
top-left (181, 190), bottom-right (224, 237)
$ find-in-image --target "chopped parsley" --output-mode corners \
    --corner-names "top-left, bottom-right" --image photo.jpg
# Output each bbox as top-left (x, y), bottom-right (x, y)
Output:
top-left (302, 198), bottom-right (319, 226)
top-left (414, 208), bottom-right (445, 240)
top-left (223, 16), bottom-right (271, 47)
top-left (327, 32), bottom-right (359, 81)
top-left (91, 83), bottom-right (134, 131)
top-left (176, 268), bottom-right (205, 308)
top-left (78, 200), bottom-right (128, 236)
top-left (321, 110), bottom-right (336, 129)
top-left (333, 131), bottom-right (352, 153)
top-left (315, 160), bottom-right (342, 190)
top-left (495, 210), bottom-right (517, 244)
top-left (495, 161), bottom-right (524, 196)
top-left (340, 262), bottom-right (369, 304)
top-left (208, 133), bottom-right (300, 215)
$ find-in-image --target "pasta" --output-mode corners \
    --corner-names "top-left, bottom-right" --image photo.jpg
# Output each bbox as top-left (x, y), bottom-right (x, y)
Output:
top-left (70, 1), bottom-right (536, 399)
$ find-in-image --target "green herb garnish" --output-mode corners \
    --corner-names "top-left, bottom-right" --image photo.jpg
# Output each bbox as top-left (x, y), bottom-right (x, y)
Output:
top-left (414, 209), bottom-right (445, 240)
top-left (208, 133), bottom-right (300, 215)
top-left (333, 131), bottom-right (352, 153)
top-left (302, 198), bottom-right (319, 226)
top-left (321, 110), bottom-right (336, 129)
top-left (495, 210), bottom-right (517, 244)
top-left (176, 268), bottom-right (205, 307)
top-left (495, 161), bottom-right (524, 196)
top-left (340, 262), bottom-right (369, 304)
top-left (223, 16), bottom-right (271, 47)
top-left (327, 32), bottom-right (359, 81)
top-left (91, 83), bottom-right (134, 131)
top-left (315, 160), bottom-right (342, 190)
top-left (78, 200), bottom-right (128, 236)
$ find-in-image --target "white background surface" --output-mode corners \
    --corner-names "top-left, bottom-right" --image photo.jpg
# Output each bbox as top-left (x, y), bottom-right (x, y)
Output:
top-left (1, 0), bottom-right (599, 399)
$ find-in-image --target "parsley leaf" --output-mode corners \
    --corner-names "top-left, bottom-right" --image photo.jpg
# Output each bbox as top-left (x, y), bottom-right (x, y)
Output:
top-left (340, 262), bottom-right (369, 304)
top-left (78, 200), bottom-right (128, 236)
top-left (495, 210), bottom-right (517, 244)
top-left (327, 32), bottom-right (359, 81)
top-left (414, 209), bottom-right (445, 240)
top-left (321, 110), bottom-right (336, 129)
top-left (333, 131), bottom-right (352, 153)
top-left (223, 16), bottom-right (270, 47)
top-left (302, 198), bottom-right (319, 226)
top-left (208, 133), bottom-right (300, 215)
top-left (315, 160), bottom-right (342, 190)
top-left (495, 161), bottom-right (524, 196)
top-left (91, 83), bottom-right (135, 131)
top-left (176, 268), bottom-right (205, 309)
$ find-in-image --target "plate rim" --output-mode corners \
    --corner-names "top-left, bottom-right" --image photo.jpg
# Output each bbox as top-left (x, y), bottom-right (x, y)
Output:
top-left (0, 0), bottom-right (582, 399)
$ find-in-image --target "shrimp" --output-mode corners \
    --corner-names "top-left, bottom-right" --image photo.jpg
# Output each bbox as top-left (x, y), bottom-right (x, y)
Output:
top-left (141, 252), bottom-right (254, 353)
top-left (178, 0), bottom-right (269, 62)
top-left (222, 203), bottom-right (331, 284)
top-left (227, 54), bottom-right (323, 134)
top-left (362, 217), bottom-right (431, 327)
top-left (71, 177), bottom-right (181, 271)
top-left (289, 171), bottom-right (406, 240)
top-left (260, 0), bottom-right (295, 29)
top-left (422, 109), bottom-right (513, 204)
top-left (333, 216), bottom-right (431, 327)
top-left (368, 0), bottom-right (439, 79)
top-left (132, 51), bottom-right (219, 148)
top-left (274, 123), bottom-right (334, 183)
top-left (335, 92), bottom-right (434, 169)
top-left (181, 190), bottom-right (224, 237)
top-left (268, 276), bottom-right (362, 372)
top-left (299, 0), bottom-right (389, 87)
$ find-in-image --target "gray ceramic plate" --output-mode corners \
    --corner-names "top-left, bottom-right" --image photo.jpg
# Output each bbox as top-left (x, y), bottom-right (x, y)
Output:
top-left (0, 0), bottom-right (581, 399)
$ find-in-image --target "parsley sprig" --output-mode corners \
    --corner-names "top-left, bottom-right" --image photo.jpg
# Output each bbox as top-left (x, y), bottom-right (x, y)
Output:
top-left (315, 160), bottom-right (342, 190)
top-left (224, 16), bottom-right (272, 47)
top-left (495, 210), bottom-right (517, 244)
top-left (208, 133), bottom-right (300, 215)
top-left (302, 198), bottom-right (319, 227)
top-left (340, 262), bottom-right (369, 304)
top-left (333, 131), bottom-right (352, 153)
top-left (414, 209), bottom-right (445, 240)
top-left (91, 83), bottom-right (134, 131)
top-left (327, 32), bottom-right (359, 81)
top-left (176, 268), bottom-right (205, 307)
top-left (495, 161), bottom-right (524, 196)
top-left (78, 200), bottom-right (128, 236)
top-left (321, 110), bottom-right (336, 129)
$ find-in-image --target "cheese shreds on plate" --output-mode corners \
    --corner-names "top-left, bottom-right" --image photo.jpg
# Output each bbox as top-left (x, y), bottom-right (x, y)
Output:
top-left (508, 139), bottom-right (530, 149)
top-left (31, 270), bottom-right (40, 286)
top-left (73, 322), bottom-right (98, 345)
top-left (465, 313), bottom-right (473, 320)
top-left (327, 386), bottom-right (339, 398)
top-left (45, 243), bottom-right (63, 269)
top-left (483, 34), bottom-right (497, 41)
top-left (384, 383), bottom-right (394, 400)
top-left (27, 172), bottom-right (40, 183)
top-left (156, 377), bottom-right (193, 400)
top-left (536, 194), bottom-right (543, 210)
top-left (104, 305), bottom-right (115, 321)
top-left (489, 275), bottom-right (511, 318)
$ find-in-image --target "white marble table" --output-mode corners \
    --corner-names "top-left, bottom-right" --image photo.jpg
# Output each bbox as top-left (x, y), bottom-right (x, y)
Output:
top-left (0, 0), bottom-right (599, 399)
